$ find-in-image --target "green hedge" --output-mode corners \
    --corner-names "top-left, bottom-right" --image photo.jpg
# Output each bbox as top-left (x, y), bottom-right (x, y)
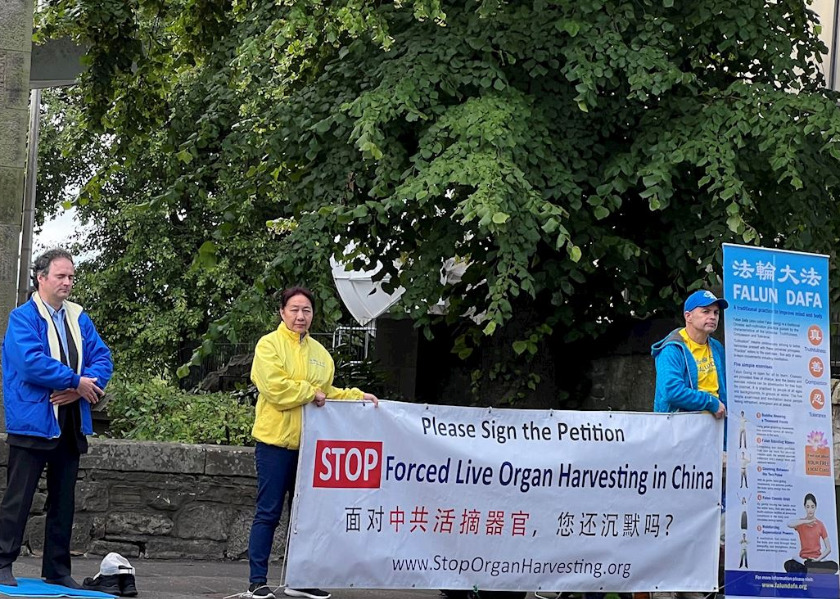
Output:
top-left (105, 375), bottom-right (255, 446)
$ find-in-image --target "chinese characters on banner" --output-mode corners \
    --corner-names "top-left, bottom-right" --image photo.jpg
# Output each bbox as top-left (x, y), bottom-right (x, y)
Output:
top-left (723, 243), bottom-right (839, 599)
top-left (285, 402), bottom-right (723, 591)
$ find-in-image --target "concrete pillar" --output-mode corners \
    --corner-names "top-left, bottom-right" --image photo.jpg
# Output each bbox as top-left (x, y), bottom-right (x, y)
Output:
top-left (0, 0), bottom-right (34, 420)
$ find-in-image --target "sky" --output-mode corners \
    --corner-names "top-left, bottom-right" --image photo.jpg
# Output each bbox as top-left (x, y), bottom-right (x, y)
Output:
top-left (33, 208), bottom-right (79, 253)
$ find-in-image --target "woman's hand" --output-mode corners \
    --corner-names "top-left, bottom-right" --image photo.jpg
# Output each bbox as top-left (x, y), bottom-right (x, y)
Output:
top-left (362, 392), bottom-right (379, 407)
top-left (313, 390), bottom-right (327, 407)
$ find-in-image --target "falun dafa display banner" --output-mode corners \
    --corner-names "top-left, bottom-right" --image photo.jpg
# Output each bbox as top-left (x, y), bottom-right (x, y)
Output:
top-left (723, 243), bottom-right (838, 599)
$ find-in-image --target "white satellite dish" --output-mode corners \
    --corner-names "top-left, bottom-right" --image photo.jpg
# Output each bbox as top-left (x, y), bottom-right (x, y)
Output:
top-left (330, 256), bottom-right (405, 326)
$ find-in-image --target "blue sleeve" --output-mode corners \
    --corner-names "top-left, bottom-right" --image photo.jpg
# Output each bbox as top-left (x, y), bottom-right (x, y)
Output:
top-left (79, 313), bottom-right (113, 389)
top-left (712, 340), bottom-right (727, 407)
top-left (655, 344), bottom-right (721, 413)
top-left (4, 308), bottom-right (77, 391)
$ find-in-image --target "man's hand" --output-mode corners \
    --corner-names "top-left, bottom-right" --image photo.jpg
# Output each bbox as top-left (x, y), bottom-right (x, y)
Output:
top-left (50, 389), bottom-right (81, 406)
top-left (75, 377), bottom-right (104, 404)
top-left (313, 390), bottom-right (326, 407)
top-left (714, 401), bottom-right (727, 420)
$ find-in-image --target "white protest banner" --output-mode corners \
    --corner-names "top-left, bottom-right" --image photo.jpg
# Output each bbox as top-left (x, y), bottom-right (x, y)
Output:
top-left (723, 244), bottom-right (838, 599)
top-left (285, 401), bottom-right (723, 592)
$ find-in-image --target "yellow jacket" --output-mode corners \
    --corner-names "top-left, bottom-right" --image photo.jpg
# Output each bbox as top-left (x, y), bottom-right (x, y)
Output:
top-left (250, 322), bottom-right (363, 449)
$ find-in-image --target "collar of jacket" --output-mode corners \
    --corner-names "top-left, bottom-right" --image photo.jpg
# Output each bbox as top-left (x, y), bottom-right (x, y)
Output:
top-left (277, 321), bottom-right (309, 345)
top-left (31, 292), bottom-right (85, 373)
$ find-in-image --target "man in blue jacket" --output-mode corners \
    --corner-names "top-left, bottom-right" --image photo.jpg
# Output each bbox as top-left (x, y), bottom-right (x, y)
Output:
top-left (651, 289), bottom-right (728, 419)
top-left (650, 289), bottom-right (728, 599)
top-left (0, 249), bottom-right (112, 589)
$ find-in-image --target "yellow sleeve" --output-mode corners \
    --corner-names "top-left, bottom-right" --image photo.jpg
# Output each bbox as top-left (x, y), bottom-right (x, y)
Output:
top-left (326, 384), bottom-right (365, 400)
top-left (250, 336), bottom-right (315, 409)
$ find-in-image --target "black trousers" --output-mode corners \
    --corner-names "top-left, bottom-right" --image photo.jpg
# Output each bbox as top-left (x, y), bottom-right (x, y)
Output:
top-left (0, 443), bottom-right (80, 578)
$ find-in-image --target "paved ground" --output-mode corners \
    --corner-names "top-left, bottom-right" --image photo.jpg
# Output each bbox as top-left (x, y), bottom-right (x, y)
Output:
top-left (6, 556), bottom-right (450, 599)
top-left (4, 557), bottom-right (719, 599)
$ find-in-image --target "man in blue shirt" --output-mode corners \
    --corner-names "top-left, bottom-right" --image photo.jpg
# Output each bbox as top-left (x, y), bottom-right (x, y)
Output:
top-left (0, 249), bottom-right (112, 589)
top-left (651, 289), bottom-right (728, 418)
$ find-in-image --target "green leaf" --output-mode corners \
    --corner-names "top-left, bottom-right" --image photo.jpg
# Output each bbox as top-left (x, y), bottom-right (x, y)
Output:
top-left (726, 214), bottom-right (744, 232)
top-left (542, 218), bottom-right (559, 234)
top-left (194, 240), bottom-right (218, 269)
top-left (563, 20), bottom-right (581, 37)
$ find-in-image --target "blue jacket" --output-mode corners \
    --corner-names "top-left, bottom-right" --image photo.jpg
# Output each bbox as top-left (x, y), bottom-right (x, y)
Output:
top-left (651, 328), bottom-right (726, 414)
top-left (1, 295), bottom-right (113, 438)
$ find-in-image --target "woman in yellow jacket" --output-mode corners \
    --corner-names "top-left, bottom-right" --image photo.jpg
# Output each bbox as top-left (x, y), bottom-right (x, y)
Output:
top-left (245, 287), bottom-right (378, 599)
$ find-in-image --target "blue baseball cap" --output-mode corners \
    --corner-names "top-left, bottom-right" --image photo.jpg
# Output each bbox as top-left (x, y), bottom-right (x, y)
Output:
top-left (684, 290), bottom-right (729, 312)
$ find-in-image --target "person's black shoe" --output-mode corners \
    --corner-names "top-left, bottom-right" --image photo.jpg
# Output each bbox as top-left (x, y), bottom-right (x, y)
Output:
top-left (248, 582), bottom-right (276, 599)
top-left (284, 589), bottom-right (331, 599)
top-left (119, 573), bottom-right (138, 597)
top-left (0, 565), bottom-right (17, 587)
top-left (83, 573), bottom-right (121, 594)
top-left (45, 576), bottom-right (83, 589)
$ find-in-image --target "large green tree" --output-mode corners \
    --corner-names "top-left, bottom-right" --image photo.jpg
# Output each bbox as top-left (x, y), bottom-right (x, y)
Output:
top-left (37, 0), bottom-right (840, 389)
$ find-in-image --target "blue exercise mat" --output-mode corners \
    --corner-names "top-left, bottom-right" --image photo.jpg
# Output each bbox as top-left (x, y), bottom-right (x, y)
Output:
top-left (0, 578), bottom-right (115, 598)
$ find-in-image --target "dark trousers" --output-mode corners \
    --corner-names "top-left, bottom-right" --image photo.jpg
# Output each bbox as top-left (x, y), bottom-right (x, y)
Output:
top-left (248, 442), bottom-right (298, 584)
top-left (0, 444), bottom-right (80, 578)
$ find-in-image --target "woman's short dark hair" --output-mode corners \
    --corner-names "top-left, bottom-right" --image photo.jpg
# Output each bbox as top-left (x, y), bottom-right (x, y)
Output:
top-left (31, 248), bottom-right (74, 290)
top-left (805, 493), bottom-right (817, 506)
top-left (280, 286), bottom-right (315, 311)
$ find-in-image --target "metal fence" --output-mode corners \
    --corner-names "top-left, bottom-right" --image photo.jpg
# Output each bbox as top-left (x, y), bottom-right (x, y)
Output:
top-left (331, 324), bottom-right (376, 363)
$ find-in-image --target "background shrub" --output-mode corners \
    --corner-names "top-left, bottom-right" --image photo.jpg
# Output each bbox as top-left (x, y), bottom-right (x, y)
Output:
top-left (106, 375), bottom-right (255, 446)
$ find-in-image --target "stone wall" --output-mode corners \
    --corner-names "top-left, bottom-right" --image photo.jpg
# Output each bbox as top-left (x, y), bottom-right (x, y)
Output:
top-left (0, 438), bottom-right (292, 561)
